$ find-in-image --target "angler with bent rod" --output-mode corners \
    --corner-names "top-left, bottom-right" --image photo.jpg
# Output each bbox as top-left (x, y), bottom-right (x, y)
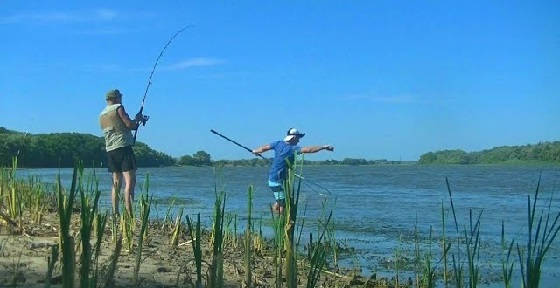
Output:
top-left (99, 89), bottom-right (149, 216)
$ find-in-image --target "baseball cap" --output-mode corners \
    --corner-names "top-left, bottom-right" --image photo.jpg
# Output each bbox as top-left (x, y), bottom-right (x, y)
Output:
top-left (283, 128), bottom-right (305, 142)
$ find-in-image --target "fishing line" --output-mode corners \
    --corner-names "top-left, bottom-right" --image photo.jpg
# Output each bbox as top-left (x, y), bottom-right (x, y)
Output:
top-left (133, 25), bottom-right (193, 143)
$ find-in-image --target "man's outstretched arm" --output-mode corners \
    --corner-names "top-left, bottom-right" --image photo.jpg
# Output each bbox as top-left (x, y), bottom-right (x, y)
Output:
top-left (300, 145), bottom-right (334, 154)
top-left (252, 144), bottom-right (272, 155)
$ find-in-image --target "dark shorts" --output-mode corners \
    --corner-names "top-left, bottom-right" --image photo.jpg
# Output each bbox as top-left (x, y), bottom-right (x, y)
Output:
top-left (106, 146), bottom-right (136, 173)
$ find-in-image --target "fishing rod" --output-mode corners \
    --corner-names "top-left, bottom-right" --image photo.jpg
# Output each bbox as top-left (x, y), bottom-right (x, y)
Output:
top-left (210, 129), bottom-right (333, 196)
top-left (133, 25), bottom-right (192, 144)
top-left (210, 129), bottom-right (267, 160)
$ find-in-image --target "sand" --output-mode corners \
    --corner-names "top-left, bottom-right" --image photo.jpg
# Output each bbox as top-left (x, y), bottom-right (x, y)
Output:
top-left (0, 209), bottom-right (398, 288)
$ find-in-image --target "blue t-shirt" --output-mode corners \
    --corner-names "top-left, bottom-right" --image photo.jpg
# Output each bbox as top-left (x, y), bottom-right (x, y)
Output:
top-left (268, 141), bottom-right (301, 183)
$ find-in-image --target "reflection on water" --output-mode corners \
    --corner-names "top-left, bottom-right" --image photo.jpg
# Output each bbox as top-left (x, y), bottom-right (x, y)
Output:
top-left (19, 165), bottom-right (560, 286)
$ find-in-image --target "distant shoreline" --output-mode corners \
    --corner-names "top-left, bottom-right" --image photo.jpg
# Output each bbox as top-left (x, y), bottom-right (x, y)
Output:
top-left (15, 161), bottom-right (560, 170)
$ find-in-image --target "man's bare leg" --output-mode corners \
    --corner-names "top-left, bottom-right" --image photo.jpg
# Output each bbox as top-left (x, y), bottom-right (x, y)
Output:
top-left (272, 202), bottom-right (285, 214)
top-left (111, 172), bottom-right (123, 215)
top-left (122, 169), bottom-right (136, 215)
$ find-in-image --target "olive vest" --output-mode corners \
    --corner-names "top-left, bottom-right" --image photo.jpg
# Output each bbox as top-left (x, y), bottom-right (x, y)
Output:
top-left (99, 104), bottom-right (134, 151)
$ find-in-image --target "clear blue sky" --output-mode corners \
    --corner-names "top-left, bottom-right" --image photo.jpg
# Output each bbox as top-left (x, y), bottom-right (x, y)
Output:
top-left (1, 1), bottom-right (558, 160)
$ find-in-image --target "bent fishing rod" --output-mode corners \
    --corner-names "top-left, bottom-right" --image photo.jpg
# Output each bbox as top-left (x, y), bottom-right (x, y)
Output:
top-left (133, 25), bottom-right (192, 144)
top-left (210, 129), bottom-right (333, 196)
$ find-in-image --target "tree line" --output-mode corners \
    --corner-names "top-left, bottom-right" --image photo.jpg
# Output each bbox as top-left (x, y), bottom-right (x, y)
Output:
top-left (0, 128), bottom-right (174, 168)
top-left (1, 127), bottom-right (399, 168)
top-left (0, 127), bottom-right (399, 168)
top-left (418, 142), bottom-right (560, 164)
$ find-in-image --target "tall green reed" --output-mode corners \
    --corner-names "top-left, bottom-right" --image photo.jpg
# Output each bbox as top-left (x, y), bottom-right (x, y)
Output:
top-left (421, 226), bottom-right (437, 288)
top-left (104, 234), bottom-right (123, 288)
top-left (270, 204), bottom-right (285, 288)
top-left (57, 166), bottom-right (79, 288)
top-left (162, 198), bottom-right (176, 230)
top-left (208, 190), bottom-right (226, 288)
top-left (92, 211), bottom-right (107, 288)
top-left (121, 202), bottom-right (135, 251)
top-left (134, 175), bottom-right (152, 285)
top-left (464, 210), bottom-right (482, 288)
top-left (170, 208), bottom-right (184, 247)
top-left (447, 177), bottom-right (483, 288)
top-left (446, 177), bottom-right (464, 288)
top-left (516, 176), bottom-right (560, 288)
top-left (7, 157), bottom-right (22, 223)
top-left (45, 244), bottom-right (59, 288)
top-left (441, 200), bottom-right (451, 286)
top-left (394, 234), bottom-right (402, 287)
top-left (245, 185), bottom-right (254, 288)
top-left (501, 221), bottom-right (514, 288)
top-left (306, 211), bottom-right (332, 288)
top-left (186, 213), bottom-right (203, 288)
top-left (283, 158), bottom-right (303, 288)
top-left (78, 166), bottom-right (102, 288)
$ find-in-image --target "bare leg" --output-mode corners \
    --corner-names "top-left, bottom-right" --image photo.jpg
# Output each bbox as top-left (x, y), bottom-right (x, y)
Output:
top-left (272, 202), bottom-right (285, 214)
top-left (122, 169), bottom-right (136, 215)
top-left (111, 172), bottom-right (123, 215)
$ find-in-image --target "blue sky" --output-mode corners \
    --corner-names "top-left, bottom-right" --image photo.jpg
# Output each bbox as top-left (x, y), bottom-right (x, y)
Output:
top-left (0, 1), bottom-right (558, 160)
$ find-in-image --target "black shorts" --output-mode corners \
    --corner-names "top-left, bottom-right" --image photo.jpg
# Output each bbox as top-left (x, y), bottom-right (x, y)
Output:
top-left (106, 146), bottom-right (136, 173)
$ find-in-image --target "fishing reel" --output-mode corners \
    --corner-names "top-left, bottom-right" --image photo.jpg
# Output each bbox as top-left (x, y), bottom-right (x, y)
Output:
top-left (135, 112), bottom-right (150, 126)
top-left (139, 115), bottom-right (150, 126)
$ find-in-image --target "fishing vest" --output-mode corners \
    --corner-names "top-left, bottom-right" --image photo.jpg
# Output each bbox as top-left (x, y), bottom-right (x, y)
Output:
top-left (99, 104), bottom-right (134, 152)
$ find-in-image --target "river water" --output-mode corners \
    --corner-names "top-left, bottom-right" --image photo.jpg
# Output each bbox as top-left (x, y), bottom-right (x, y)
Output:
top-left (20, 165), bottom-right (560, 287)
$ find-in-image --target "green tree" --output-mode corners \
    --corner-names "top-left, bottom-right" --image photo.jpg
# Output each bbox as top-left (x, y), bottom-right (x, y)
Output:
top-left (193, 150), bottom-right (212, 166)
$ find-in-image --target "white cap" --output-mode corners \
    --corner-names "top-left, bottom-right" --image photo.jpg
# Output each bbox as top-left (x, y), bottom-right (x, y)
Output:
top-left (283, 128), bottom-right (305, 142)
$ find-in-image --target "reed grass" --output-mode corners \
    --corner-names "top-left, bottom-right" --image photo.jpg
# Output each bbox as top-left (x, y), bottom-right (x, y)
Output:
top-left (110, 212), bottom-right (118, 244)
top-left (414, 217), bottom-right (420, 287)
top-left (78, 167), bottom-right (102, 288)
top-left (3, 153), bottom-right (560, 288)
top-left (121, 203), bottom-right (135, 251)
top-left (209, 189), bottom-right (226, 288)
top-left (306, 211), bottom-right (332, 288)
top-left (162, 198), bottom-right (176, 230)
top-left (134, 174), bottom-right (152, 285)
top-left (394, 234), bottom-right (402, 287)
top-left (103, 234), bottom-right (123, 288)
top-left (500, 221), bottom-right (514, 288)
top-left (30, 177), bottom-right (46, 224)
top-left (284, 160), bottom-right (303, 288)
top-left (186, 213), bottom-right (203, 288)
top-left (255, 216), bottom-right (264, 254)
top-left (245, 185), bottom-right (254, 288)
top-left (170, 208), bottom-right (184, 247)
top-left (441, 200), bottom-right (451, 286)
top-left (516, 176), bottom-right (560, 288)
top-left (224, 213), bottom-right (233, 247)
top-left (45, 244), bottom-right (59, 288)
top-left (92, 211), bottom-right (107, 288)
top-left (1, 157), bottom-right (54, 233)
top-left (421, 226), bottom-right (436, 288)
top-left (8, 157), bottom-right (20, 220)
top-left (464, 209), bottom-right (482, 288)
top-left (296, 201), bottom-right (308, 247)
top-left (234, 213), bottom-right (238, 248)
top-left (270, 203), bottom-right (285, 288)
top-left (57, 166), bottom-right (79, 288)
top-left (446, 177), bottom-right (464, 288)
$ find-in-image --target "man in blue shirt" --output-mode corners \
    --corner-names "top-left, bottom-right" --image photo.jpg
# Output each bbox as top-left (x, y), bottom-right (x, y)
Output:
top-left (252, 128), bottom-right (334, 213)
